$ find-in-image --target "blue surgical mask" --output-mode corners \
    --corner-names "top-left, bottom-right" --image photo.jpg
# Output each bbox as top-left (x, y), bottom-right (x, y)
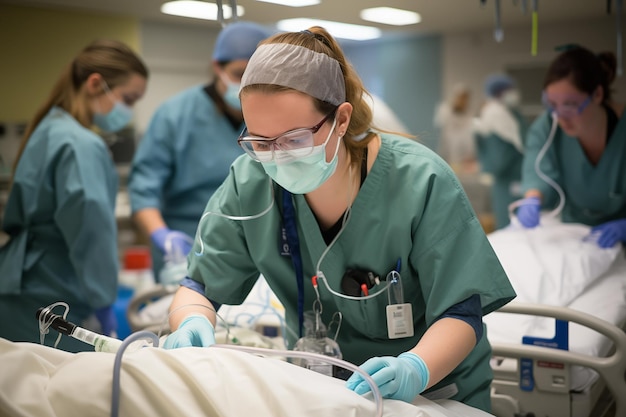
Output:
top-left (220, 73), bottom-right (242, 110)
top-left (93, 82), bottom-right (133, 132)
top-left (261, 118), bottom-right (340, 194)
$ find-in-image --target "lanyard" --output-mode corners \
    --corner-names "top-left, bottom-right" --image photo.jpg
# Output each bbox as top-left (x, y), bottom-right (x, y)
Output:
top-left (281, 190), bottom-right (305, 338)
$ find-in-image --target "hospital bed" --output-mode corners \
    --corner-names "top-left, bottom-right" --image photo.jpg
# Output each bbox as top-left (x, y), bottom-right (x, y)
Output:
top-left (484, 220), bottom-right (626, 417)
top-left (0, 337), bottom-right (494, 417)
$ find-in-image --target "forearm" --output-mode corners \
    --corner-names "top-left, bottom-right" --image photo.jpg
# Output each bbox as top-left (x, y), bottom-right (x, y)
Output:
top-left (133, 207), bottom-right (167, 237)
top-left (409, 317), bottom-right (476, 390)
top-left (168, 285), bottom-right (217, 330)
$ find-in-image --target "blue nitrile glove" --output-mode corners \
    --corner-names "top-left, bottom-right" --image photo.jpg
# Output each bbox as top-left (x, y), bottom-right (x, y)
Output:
top-left (516, 197), bottom-right (541, 228)
top-left (162, 315), bottom-right (216, 349)
top-left (345, 352), bottom-right (430, 403)
top-left (590, 219), bottom-right (626, 248)
top-left (95, 306), bottom-right (117, 336)
top-left (151, 227), bottom-right (193, 256)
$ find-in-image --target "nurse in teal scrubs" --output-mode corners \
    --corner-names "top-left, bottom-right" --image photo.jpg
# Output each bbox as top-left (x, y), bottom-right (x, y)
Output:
top-left (0, 40), bottom-right (148, 351)
top-left (161, 27), bottom-right (516, 412)
top-left (517, 47), bottom-right (626, 248)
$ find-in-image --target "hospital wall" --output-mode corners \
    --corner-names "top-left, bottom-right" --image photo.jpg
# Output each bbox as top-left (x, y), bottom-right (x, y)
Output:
top-left (442, 15), bottom-right (626, 119)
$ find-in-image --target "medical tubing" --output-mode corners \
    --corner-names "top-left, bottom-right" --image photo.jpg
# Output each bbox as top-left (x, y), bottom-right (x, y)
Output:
top-left (195, 178), bottom-right (275, 256)
top-left (111, 331), bottom-right (160, 417)
top-left (211, 344), bottom-right (384, 417)
top-left (509, 113), bottom-right (565, 220)
top-left (313, 166), bottom-right (391, 301)
top-left (533, 113), bottom-right (565, 218)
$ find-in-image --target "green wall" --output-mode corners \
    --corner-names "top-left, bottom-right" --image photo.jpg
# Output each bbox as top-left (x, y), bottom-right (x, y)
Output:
top-left (0, 4), bottom-right (140, 122)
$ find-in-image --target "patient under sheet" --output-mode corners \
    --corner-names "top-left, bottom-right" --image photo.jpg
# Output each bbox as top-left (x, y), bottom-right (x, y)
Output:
top-left (0, 338), bottom-right (491, 417)
top-left (487, 218), bottom-right (622, 307)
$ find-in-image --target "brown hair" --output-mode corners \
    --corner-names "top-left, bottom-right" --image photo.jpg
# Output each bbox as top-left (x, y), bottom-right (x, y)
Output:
top-left (13, 39), bottom-right (148, 175)
top-left (240, 26), bottom-right (383, 171)
top-left (544, 46), bottom-right (616, 104)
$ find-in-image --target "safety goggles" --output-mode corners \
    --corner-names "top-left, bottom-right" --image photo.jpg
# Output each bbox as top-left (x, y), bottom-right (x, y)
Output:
top-left (541, 91), bottom-right (591, 119)
top-left (238, 109), bottom-right (337, 162)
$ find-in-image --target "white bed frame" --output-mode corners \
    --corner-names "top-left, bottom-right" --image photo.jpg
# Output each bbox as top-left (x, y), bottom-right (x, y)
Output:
top-left (489, 302), bottom-right (626, 417)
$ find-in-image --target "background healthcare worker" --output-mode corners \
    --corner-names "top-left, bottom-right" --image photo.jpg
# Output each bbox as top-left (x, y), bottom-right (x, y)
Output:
top-left (161, 27), bottom-right (515, 412)
top-left (474, 74), bottom-right (528, 229)
top-left (0, 40), bottom-right (148, 352)
top-left (516, 46), bottom-right (626, 248)
top-left (128, 21), bottom-right (270, 279)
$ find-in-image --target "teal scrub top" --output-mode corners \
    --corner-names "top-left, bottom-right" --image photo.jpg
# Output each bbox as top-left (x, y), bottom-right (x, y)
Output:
top-left (476, 109), bottom-right (527, 229)
top-left (0, 107), bottom-right (119, 349)
top-left (522, 110), bottom-right (626, 225)
top-left (128, 85), bottom-right (244, 239)
top-left (188, 133), bottom-right (515, 409)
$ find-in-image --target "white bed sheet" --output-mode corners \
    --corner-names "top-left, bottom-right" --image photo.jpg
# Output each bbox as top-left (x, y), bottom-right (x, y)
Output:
top-left (0, 338), bottom-right (492, 417)
top-left (485, 222), bottom-right (626, 391)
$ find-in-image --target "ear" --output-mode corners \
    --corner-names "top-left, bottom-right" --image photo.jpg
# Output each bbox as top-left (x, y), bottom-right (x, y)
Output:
top-left (592, 85), bottom-right (604, 104)
top-left (336, 102), bottom-right (353, 136)
top-left (84, 73), bottom-right (105, 95)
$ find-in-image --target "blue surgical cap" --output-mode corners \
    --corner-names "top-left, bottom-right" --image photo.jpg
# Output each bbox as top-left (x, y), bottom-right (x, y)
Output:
top-left (213, 21), bottom-right (271, 62)
top-left (484, 74), bottom-right (516, 98)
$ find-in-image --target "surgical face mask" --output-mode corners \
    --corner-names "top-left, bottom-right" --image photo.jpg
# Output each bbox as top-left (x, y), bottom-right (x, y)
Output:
top-left (261, 118), bottom-right (339, 194)
top-left (93, 82), bottom-right (133, 132)
top-left (220, 73), bottom-right (242, 110)
top-left (501, 89), bottom-right (521, 107)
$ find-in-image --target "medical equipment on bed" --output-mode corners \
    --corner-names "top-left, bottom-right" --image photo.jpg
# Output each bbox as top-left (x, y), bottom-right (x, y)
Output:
top-left (36, 305), bottom-right (152, 354)
top-left (292, 287), bottom-right (343, 376)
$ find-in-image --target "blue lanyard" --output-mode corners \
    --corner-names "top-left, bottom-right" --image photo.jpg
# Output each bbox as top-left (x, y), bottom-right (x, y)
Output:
top-left (281, 190), bottom-right (305, 338)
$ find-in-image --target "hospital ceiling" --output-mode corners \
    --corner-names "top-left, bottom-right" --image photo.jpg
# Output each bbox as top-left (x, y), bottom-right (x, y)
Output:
top-left (1, 0), bottom-right (614, 38)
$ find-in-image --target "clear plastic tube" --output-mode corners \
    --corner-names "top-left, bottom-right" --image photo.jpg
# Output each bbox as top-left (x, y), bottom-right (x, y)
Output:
top-left (211, 344), bottom-right (384, 417)
top-left (509, 113), bottom-right (565, 221)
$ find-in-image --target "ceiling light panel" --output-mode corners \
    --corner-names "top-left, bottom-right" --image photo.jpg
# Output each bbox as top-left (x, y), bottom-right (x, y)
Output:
top-left (161, 1), bottom-right (245, 20)
top-left (360, 7), bottom-right (421, 26)
top-left (276, 18), bottom-right (381, 41)
top-left (257, 0), bottom-right (320, 6)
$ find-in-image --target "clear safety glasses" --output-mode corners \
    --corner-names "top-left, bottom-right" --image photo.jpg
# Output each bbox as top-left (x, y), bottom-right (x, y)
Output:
top-left (541, 92), bottom-right (591, 119)
top-left (238, 109), bottom-right (337, 162)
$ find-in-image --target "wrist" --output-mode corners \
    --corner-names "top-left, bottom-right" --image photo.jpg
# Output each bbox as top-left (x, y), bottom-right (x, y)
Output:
top-left (398, 352), bottom-right (430, 393)
top-left (180, 314), bottom-right (213, 329)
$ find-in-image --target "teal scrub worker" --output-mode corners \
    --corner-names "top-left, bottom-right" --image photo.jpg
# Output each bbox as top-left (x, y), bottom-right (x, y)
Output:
top-left (161, 28), bottom-right (515, 412)
top-left (128, 22), bottom-right (270, 277)
top-left (517, 47), bottom-right (626, 248)
top-left (475, 74), bottom-right (528, 229)
top-left (0, 40), bottom-right (148, 352)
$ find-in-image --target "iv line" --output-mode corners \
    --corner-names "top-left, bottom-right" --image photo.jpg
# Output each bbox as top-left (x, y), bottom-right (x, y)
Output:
top-left (509, 112), bottom-right (565, 220)
top-left (195, 177), bottom-right (275, 256)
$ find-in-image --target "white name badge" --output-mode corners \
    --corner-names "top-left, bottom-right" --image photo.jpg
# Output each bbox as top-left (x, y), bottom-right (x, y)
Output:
top-left (386, 303), bottom-right (414, 339)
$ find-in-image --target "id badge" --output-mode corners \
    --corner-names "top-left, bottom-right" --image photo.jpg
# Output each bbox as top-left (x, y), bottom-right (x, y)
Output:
top-left (386, 303), bottom-right (414, 339)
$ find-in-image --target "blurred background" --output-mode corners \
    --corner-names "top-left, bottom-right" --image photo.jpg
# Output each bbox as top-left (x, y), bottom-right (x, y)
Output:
top-left (0, 0), bottom-right (623, 245)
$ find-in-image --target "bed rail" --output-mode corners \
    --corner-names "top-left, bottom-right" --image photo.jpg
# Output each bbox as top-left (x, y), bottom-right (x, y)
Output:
top-left (490, 302), bottom-right (626, 417)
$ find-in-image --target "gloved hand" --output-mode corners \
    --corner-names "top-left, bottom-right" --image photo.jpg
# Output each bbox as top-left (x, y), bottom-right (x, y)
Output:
top-left (345, 352), bottom-right (430, 403)
top-left (162, 315), bottom-right (216, 349)
top-left (95, 306), bottom-right (117, 336)
top-left (151, 227), bottom-right (193, 257)
top-left (590, 219), bottom-right (626, 248)
top-left (516, 197), bottom-right (541, 228)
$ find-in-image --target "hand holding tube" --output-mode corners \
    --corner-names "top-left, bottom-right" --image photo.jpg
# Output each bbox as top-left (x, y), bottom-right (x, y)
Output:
top-left (590, 219), bottom-right (626, 248)
top-left (345, 352), bottom-right (430, 403)
top-left (163, 315), bottom-right (216, 349)
top-left (516, 196), bottom-right (541, 228)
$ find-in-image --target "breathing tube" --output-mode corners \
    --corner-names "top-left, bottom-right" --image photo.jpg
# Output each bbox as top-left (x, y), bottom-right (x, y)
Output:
top-left (509, 112), bottom-right (566, 221)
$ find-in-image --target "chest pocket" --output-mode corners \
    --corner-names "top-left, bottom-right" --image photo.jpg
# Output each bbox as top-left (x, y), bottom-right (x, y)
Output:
top-left (331, 288), bottom-right (395, 340)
